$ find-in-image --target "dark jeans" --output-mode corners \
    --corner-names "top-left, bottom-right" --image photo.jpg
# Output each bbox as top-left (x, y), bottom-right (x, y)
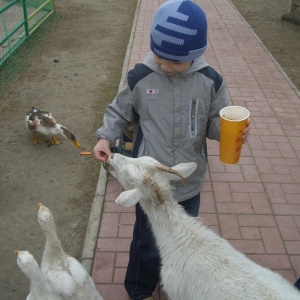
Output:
top-left (124, 193), bottom-right (200, 300)
top-left (295, 277), bottom-right (300, 291)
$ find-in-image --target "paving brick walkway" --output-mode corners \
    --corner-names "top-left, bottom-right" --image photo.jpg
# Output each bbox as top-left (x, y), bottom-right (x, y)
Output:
top-left (91, 0), bottom-right (300, 299)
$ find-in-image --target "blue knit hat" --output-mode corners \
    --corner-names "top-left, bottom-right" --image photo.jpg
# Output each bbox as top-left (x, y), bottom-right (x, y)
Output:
top-left (150, 0), bottom-right (207, 62)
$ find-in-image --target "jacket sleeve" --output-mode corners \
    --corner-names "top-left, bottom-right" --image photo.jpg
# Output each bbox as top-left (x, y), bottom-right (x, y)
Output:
top-left (96, 85), bottom-right (137, 146)
top-left (206, 76), bottom-right (229, 141)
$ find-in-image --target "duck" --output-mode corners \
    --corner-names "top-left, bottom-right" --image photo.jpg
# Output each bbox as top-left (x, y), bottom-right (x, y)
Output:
top-left (15, 250), bottom-right (61, 300)
top-left (37, 203), bottom-right (103, 300)
top-left (25, 108), bottom-right (81, 148)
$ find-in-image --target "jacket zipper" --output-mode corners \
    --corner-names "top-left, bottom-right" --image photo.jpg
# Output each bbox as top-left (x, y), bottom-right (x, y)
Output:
top-left (190, 98), bottom-right (198, 138)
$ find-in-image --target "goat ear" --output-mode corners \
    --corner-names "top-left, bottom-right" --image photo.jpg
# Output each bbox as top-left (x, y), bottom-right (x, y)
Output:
top-left (167, 162), bottom-right (197, 181)
top-left (115, 189), bottom-right (142, 207)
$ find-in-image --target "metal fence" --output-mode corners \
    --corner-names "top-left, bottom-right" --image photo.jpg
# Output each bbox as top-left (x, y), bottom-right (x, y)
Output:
top-left (0, 0), bottom-right (55, 68)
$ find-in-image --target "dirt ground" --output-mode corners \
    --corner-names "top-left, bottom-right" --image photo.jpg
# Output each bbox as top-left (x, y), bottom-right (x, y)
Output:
top-left (0, 0), bottom-right (299, 299)
top-left (230, 0), bottom-right (300, 91)
top-left (0, 0), bottom-right (137, 299)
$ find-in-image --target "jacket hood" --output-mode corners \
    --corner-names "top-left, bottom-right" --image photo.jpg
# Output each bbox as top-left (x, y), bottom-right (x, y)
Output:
top-left (142, 51), bottom-right (209, 78)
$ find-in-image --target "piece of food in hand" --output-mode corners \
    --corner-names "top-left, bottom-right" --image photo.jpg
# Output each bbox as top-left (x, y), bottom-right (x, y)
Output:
top-left (80, 151), bottom-right (93, 156)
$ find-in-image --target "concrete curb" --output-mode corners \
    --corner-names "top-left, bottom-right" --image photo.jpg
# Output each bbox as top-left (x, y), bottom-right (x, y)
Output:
top-left (80, 0), bottom-right (142, 274)
top-left (81, 163), bottom-right (107, 273)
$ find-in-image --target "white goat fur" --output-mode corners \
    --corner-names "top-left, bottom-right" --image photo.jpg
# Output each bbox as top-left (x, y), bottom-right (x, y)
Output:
top-left (108, 153), bottom-right (300, 300)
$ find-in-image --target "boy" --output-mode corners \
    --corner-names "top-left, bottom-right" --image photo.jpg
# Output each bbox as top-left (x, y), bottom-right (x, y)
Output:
top-left (93, 1), bottom-right (250, 299)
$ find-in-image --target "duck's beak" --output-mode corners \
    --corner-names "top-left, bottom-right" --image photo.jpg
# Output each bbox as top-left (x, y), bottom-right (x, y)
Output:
top-left (73, 140), bottom-right (81, 148)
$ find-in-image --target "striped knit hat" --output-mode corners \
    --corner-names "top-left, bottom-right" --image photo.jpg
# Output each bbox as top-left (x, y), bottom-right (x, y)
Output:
top-left (150, 0), bottom-right (207, 62)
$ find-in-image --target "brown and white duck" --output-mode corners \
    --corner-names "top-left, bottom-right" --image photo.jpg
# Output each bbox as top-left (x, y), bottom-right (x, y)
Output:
top-left (25, 108), bottom-right (81, 148)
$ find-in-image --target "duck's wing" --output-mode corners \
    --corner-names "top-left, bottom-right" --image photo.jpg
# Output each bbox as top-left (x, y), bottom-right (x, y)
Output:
top-left (26, 109), bottom-right (57, 133)
top-left (36, 111), bottom-right (56, 129)
top-left (67, 256), bottom-right (89, 286)
top-left (67, 256), bottom-right (102, 299)
top-left (46, 269), bottom-right (76, 297)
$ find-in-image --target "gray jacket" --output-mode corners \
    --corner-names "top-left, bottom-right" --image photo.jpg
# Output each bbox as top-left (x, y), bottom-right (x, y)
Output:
top-left (96, 52), bottom-right (228, 201)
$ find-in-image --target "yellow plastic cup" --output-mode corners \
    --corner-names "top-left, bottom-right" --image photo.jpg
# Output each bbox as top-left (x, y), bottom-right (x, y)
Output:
top-left (219, 106), bottom-right (250, 164)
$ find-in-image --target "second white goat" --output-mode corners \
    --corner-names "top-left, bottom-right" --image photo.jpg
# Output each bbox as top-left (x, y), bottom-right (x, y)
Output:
top-left (107, 153), bottom-right (300, 300)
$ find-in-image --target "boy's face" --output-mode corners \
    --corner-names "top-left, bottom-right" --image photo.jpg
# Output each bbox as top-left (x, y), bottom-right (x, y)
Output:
top-left (154, 54), bottom-right (192, 77)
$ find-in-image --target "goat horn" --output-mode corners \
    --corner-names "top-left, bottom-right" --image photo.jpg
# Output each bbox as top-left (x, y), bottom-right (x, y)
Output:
top-left (142, 173), bottom-right (164, 204)
top-left (155, 164), bottom-right (186, 186)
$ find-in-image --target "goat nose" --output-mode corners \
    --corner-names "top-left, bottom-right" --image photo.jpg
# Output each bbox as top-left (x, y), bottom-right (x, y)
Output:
top-left (109, 153), bottom-right (114, 159)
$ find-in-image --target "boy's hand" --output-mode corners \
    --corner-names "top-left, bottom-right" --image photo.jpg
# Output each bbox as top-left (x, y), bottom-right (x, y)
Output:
top-left (93, 139), bottom-right (111, 162)
top-left (242, 119), bottom-right (251, 144)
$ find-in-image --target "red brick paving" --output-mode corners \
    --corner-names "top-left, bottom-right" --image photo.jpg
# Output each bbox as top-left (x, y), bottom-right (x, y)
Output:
top-left (92, 0), bottom-right (300, 299)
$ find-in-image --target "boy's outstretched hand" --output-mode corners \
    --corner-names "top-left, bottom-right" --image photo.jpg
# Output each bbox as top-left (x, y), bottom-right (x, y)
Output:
top-left (93, 139), bottom-right (111, 162)
top-left (242, 119), bottom-right (251, 144)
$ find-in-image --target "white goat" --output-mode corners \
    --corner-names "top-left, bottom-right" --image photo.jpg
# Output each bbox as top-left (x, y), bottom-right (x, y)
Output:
top-left (107, 153), bottom-right (300, 300)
